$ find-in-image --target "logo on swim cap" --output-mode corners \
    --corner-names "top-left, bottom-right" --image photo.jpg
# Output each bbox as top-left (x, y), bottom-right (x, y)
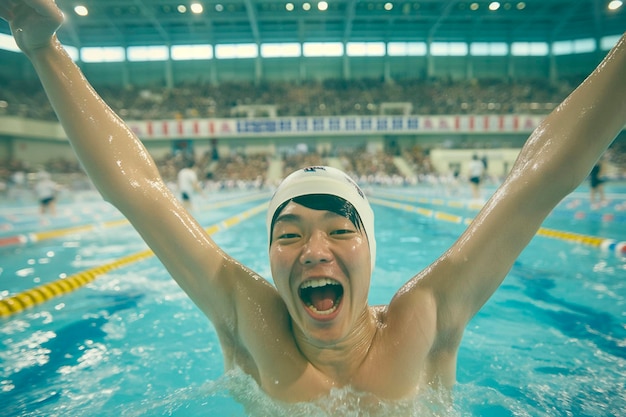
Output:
top-left (303, 166), bottom-right (325, 172)
top-left (301, 166), bottom-right (365, 199)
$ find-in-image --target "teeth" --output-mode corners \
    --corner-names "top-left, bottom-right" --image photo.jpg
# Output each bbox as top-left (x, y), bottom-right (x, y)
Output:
top-left (300, 278), bottom-right (340, 289)
top-left (299, 278), bottom-right (343, 315)
top-left (307, 301), bottom-right (340, 315)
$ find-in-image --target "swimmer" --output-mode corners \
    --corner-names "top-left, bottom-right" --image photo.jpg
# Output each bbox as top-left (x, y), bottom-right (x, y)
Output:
top-left (1, 0), bottom-right (624, 410)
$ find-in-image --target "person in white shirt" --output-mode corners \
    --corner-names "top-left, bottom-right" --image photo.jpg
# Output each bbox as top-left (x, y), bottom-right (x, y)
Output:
top-left (177, 159), bottom-right (202, 210)
top-left (468, 154), bottom-right (485, 200)
top-left (34, 170), bottom-right (58, 216)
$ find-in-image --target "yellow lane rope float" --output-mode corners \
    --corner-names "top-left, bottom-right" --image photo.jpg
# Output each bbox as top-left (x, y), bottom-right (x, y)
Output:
top-left (0, 202), bottom-right (267, 318)
top-left (369, 196), bottom-right (626, 256)
top-left (375, 191), bottom-right (485, 210)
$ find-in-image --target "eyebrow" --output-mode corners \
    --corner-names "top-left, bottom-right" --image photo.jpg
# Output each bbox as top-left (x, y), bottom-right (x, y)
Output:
top-left (273, 213), bottom-right (302, 225)
top-left (274, 211), bottom-right (347, 226)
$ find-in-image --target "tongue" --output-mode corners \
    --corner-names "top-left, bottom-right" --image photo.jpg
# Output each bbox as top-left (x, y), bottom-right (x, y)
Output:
top-left (310, 287), bottom-right (336, 311)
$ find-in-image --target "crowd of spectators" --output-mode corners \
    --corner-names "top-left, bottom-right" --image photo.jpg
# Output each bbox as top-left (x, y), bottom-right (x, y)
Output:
top-left (0, 76), bottom-right (583, 121)
top-left (2, 136), bottom-right (625, 200)
top-left (1, 74), bottom-right (624, 197)
top-left (135, 143), bottom-right (422, 191)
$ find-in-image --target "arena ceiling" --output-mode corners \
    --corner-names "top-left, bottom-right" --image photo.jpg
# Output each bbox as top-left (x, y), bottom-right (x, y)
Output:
top-left (1, 0), bottom-right (625, 48)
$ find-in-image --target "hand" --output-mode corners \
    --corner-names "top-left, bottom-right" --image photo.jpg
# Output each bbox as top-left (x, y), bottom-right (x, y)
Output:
top-left (0, 0), bottom-right (64, 55)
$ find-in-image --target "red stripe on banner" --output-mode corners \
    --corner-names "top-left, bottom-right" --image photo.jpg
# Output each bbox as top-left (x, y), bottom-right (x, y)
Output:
top-left (513, 116), bottom-right (519, 131)
top-left (178, 121), bottom-right (184, 135)
top-left (524, 117), bottom-right (536, 130)
top-left (209, 121), bottom-right (215, 135)
top-left (193, 121), bottom-right (199, 135)
top-left (162, 121), bottom-right (169, 136)
top-left (499, 116), bottom-right (504, 130)
top-left (483, 116), bottom-right (489, 130)
top-left (147, 121), bottom-right (153, 136)
top-left (469, 116), bottom-right (474, 131)
top-left (455, 116), bottom-right (460, 130)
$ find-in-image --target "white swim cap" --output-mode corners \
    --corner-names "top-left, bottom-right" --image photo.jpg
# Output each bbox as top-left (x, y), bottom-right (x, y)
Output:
top-left (267, 166), bottom-right (376, 271)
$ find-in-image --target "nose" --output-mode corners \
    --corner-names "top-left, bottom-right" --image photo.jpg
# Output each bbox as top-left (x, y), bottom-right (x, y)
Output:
top-left (299, 231), bottom-right (333, 265)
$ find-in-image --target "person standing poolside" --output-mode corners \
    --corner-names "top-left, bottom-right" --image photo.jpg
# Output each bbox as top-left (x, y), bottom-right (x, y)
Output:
top-left (34, 169), bottom-right (58, 216)
top-left (177, 159), bottom-right (202, 210)
top-left (1, 1), bottom-right (625, 412)
top-left (468, 154), bottom-right (484, 200)
top-left (589, 161), bottom-right (607, 207)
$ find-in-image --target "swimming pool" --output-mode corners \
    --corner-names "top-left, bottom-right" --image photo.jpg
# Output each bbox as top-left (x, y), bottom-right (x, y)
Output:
top-left (1, 183), bottom-right (625, 416)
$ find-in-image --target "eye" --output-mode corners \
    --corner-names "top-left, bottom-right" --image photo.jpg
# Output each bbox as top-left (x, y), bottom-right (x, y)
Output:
top-left (277, 232), bottom-right (300, 240)
top-left (330, 228), bottom-right (356, 236)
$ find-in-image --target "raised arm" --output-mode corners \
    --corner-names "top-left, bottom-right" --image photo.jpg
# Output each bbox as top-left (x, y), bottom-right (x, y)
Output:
top-left (438, 33), bottom-right (626, 322)
top-left (392, 33), bottom-right (626, 342)
top-left (0, 0), bottom-right (268, 326)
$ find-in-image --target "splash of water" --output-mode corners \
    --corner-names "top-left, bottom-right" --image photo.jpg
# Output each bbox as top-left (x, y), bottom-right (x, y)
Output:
top-left (124, 367), bottom-right (461, 417)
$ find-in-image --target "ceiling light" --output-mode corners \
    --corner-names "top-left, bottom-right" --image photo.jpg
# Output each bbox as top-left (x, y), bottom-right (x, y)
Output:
top-left (190, 3), bottom-right (203, 14)
top-left (74, 5), bottom-right (88, 16)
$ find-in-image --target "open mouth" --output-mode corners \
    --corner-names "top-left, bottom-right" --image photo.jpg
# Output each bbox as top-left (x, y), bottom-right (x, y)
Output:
top-left (299, 278), bottom-right (344, 316)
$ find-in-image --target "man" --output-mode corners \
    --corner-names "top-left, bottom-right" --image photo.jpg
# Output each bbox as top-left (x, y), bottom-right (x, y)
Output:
top-left (177, 159), bottom-right (202, 210)
top-left (468, 154), bottom-right (484, 200)
top-left (34, 169), bottom-right (58, 216)
top-left (589, 160), bottom-right (607, 207)
top-left (1, 0), bottom-right (624, 410)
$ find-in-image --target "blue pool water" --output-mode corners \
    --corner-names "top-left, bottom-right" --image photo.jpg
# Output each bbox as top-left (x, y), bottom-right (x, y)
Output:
top-left (0, 184), bottom-right (625, 416)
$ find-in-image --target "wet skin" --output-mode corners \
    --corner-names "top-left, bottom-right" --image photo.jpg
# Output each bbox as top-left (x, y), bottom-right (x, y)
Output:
top-left (269, 201), bottom-right (373, 346)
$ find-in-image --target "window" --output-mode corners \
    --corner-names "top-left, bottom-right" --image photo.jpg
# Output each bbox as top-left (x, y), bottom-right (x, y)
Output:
top-left (346, 42), bottom-right (385, 57)
top-left (171, 45), bottom-right (213, 60)
top-left (470, 42), bottom-right (508, 56)
top-left (260, 43), bottom-right (301, 58)
top-left (511, 42), bottom-right (549, 56)
top-left (215, 43), bottom-right (258, 59)
top-left (81, 47), bottom-right (125, 62)
top-left (552, 38), bottom-right (595, 55)
top-left (387, 42), bottom-right (427, 56)
top-left (127, 46), bottom-right (169, 61)
top-left (303, 42), bottom-right (343, 57)
top-left (430, 42), bottom-right (468, 56)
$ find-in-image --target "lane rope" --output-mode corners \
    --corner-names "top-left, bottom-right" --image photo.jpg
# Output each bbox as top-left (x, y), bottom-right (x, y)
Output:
top-left (0, 202), bottom-right (267, 318)
top-left (4, 192), bottom-right (622, 318)
top-left (0, 192), bottom-right (269, 248)
top-left (369, 196), bottom-right (626, 257)
top-left (373, 190), bottom-right (626, 223)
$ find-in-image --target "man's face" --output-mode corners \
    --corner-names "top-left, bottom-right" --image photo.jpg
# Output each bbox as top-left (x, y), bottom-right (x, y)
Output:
top-left (269, 201), bottom-right (372, 344)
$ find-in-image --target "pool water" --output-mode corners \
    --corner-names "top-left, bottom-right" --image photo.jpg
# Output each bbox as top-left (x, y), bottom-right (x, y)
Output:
top-left (0, 184), bottom-right (625, 416)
